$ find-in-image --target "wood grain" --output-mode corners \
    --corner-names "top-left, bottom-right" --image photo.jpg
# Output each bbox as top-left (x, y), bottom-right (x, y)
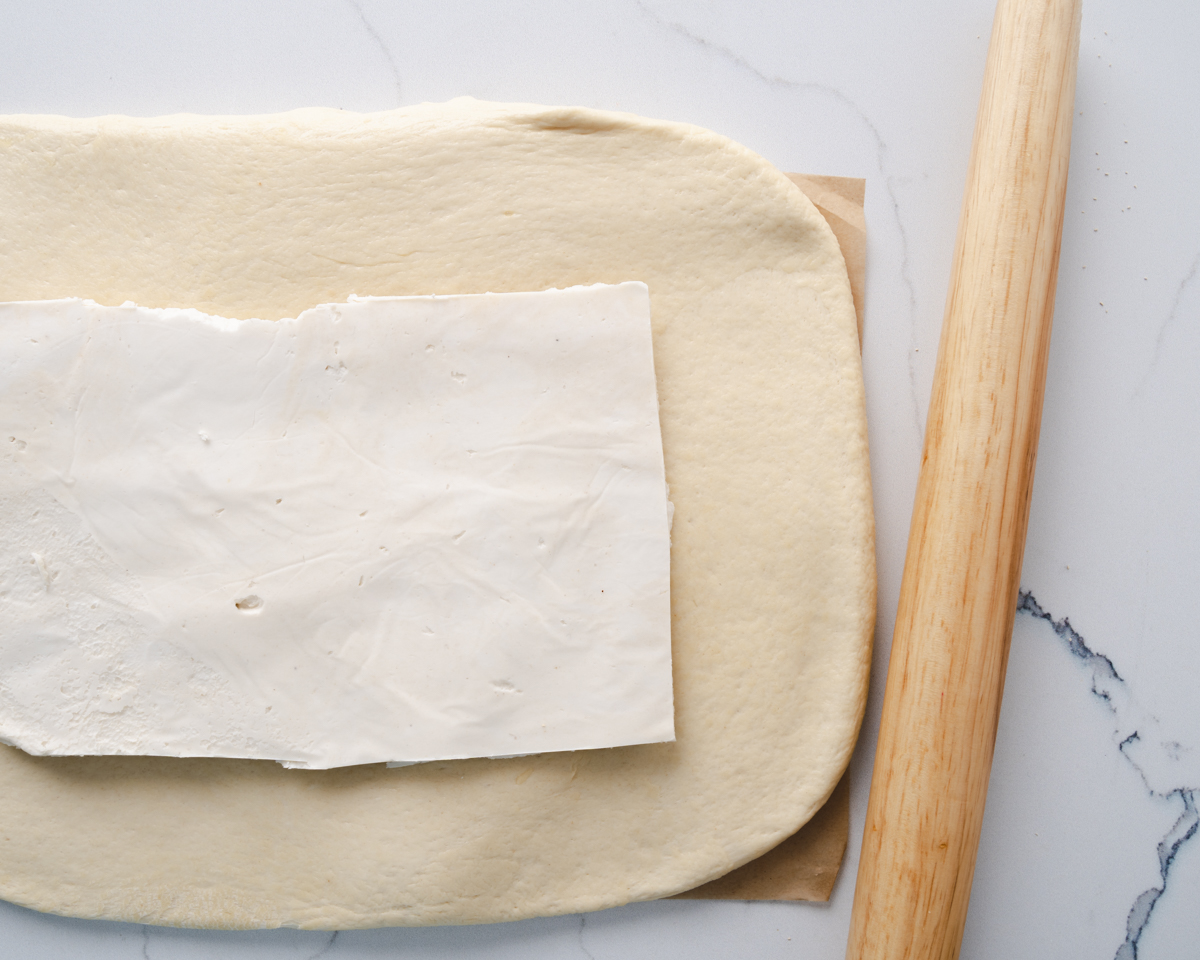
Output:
top-left (845, 0), bottom-right (1081, 957)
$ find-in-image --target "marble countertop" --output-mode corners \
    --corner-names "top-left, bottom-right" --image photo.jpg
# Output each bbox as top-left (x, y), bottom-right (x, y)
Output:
top-left (3, 2), bottom-right (1197, 957)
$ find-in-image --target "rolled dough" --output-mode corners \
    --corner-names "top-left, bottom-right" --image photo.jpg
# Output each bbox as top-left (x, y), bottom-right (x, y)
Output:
top-left (0, 99), bottom-right (875, 928)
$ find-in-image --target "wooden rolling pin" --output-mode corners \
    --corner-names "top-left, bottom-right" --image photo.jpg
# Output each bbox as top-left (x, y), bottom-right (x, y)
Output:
top-left (845, 1), bottom-right (1082, 958)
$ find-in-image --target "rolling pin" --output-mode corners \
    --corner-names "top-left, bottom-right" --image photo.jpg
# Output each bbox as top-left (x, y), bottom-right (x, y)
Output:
top-left (845, 1), bottom-right (1082, 958)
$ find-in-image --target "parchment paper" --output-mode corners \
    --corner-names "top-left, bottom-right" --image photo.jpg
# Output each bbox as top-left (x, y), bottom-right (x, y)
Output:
top-left (676, 173), bottom-right (866, 903)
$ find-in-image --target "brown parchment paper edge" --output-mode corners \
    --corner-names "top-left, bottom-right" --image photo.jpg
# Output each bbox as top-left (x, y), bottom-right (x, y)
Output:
top-left (673, 172), bottom-right (866, 903)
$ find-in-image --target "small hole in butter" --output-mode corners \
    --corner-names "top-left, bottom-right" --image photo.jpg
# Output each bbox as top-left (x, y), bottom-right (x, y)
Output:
top-left (235, 595), bottom-right (264, 613)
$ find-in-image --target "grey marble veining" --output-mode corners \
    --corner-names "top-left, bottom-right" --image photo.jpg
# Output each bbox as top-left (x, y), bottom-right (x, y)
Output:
top-left (0, 1), bottom-right (1197, 957)
top-left (1016, 594), bottom-right (1199, 959)
top-left (346, 1), bottom-right (403, 106)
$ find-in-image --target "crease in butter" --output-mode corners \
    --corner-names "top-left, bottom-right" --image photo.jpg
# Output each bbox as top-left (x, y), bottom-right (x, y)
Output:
top-left (0, 282), bottom-right (674, 770)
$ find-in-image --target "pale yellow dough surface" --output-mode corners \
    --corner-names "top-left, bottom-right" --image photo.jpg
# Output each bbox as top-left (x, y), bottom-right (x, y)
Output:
top-left (0, 99), bottom-right (874, 928)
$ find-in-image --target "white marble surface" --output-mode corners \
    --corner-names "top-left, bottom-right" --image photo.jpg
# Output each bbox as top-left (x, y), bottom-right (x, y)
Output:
top-left (2, 1), bottom-right (1197, 957)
